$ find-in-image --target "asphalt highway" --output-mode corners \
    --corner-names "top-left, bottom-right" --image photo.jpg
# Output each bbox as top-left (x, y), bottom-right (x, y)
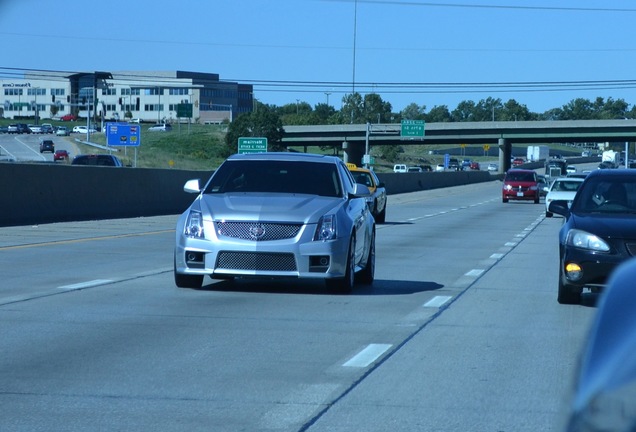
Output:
top-left (0, 180), bottom-right (597, 431)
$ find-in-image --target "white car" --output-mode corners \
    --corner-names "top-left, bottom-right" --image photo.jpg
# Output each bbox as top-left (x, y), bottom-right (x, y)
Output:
top-left (55, 126), bottom-right (70, 136)
top-left (487, 163), bottom-right (499, 172)
top-left (148, 123), bottom-right (173, 132)
top-left (566, 165), bottom-right (577, 174)
top-left (393, 164), bottom-right (407, 173)
top-left (72, 126), bottom-right (97, 134)
top-left (435, 164), bottom-right (445, 172)
top-left (545, 177), bottom-right (585, 217)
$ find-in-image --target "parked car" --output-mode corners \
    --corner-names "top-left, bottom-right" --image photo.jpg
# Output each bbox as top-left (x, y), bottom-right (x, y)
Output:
top-left (7, 124), bottom-right (19, 134)
top-left (71, 154), bottom-right (123, 167)
top-left (0, 126), bottom-right (7, 134)
top-left (40, 123), bottom-right (54, 134)
top-left (53, 149), bottom-right (69, 161)
top-left (393, 164), bottom-right (407, 173)
top-left (564, 257), bottom-right (636, 430)
top-left (347, 163), bottom-right (387, 223)
top-left (16, 123), bottom-right (31, 134)
top-left (72, 125), bottom-right (97, 134)
top-left (60, 114), bottom-right (77, 121)
top-left (548, 169), bottom-right (636, 304)
top-left (148, 123), bottom-right (172, 132)
top-left (407, 166), bottom-right (423, 173)
top-left (39, 139), bottom-right (55, 153)
top-left (55, 126), bottom-right (70, 136)
top-left (174, 152), bottom-right (376, 292)
top-left (502, 169), bottom-right (540, 203)
top-left (28, 124), bottom-right (43, 134)
top-left (544, 177), bottom-right (584, 217)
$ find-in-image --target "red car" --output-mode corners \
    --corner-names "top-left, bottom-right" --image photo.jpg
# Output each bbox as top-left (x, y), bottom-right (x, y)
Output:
top-left (512, 157), bottom-right (525, 167)
top-left (502, 169), bottom-right (540, 203)
top-left (469, 161), bottom-right (480, 170)
top-left (53, 149), bottom-right (69, 161)
top-left (60, 114), bottom-right (77, 121)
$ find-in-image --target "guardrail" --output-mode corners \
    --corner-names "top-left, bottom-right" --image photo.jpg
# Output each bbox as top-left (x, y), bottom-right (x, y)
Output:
top-left (0, 163), bottom-right (497, 227)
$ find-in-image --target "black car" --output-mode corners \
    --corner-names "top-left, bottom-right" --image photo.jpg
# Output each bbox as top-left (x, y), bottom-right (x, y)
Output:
top-left (39, 139), bottom-right (55, 153)
top-left (549, 169), bottom-right (636, 304)
top-left (16, 123), bottom-right (31, 134)
top-left (71, 154), bottom-right (123, 167)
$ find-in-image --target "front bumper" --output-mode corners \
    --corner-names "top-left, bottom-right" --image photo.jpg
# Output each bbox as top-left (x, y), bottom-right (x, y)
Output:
top-left (175, 218), bottom-right (351, 280)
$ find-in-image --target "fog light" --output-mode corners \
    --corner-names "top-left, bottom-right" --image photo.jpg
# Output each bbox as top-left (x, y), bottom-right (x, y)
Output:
top-left (565, 262), bottom-right (583, 281)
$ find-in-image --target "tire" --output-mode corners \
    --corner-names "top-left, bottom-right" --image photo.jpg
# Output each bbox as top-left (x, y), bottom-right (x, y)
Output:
top-left (375, 205), bottom-right (386, 224)
top-left (502, 197), bottom-right (509, 203)
top-left (356, 231), bottom-right (375, 285)
top-left (546, 211), bottom-right (553, 218)
top-left (557, 271), bottom-right (581, 305)
top-left (174, 253), bottom-right (203, 289)
top-left (326, 236), bottom-right (355, 294)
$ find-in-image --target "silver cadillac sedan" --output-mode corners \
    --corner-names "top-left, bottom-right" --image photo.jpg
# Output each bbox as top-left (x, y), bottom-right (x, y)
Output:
top-left (174, 152), bottom-right (376, 292)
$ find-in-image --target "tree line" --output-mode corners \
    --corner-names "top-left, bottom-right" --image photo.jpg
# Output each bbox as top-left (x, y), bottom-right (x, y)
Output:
top-left (224, 93), bottom-right (636, 157)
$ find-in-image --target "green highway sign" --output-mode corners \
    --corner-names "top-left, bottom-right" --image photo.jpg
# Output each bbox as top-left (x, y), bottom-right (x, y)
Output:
top-left (238, 137), bottom-right (268, 154)
top-left (401, 119), bottom-right (425, 138)
top-left (176, 103), bottom-right (193, 118)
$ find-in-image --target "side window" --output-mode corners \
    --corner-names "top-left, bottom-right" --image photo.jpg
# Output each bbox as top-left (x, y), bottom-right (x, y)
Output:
top-left (338, 162), bottom-right (355, 195)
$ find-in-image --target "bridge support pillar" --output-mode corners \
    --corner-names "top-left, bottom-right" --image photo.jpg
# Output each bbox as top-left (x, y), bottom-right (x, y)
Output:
top-left (498, 138), bottom-right (511, 172)
top-left (342, 140), bottom-right (364, 166)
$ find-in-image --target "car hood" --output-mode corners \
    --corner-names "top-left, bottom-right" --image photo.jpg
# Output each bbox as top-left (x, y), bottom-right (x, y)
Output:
top-left (198, 193), bottom-right (342, 224)
top-left (570, 212), bottom-right (636, 238)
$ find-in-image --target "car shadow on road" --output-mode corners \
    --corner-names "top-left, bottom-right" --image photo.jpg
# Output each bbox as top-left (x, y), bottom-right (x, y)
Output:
top-left (197, 278), bottom-right (443, 296)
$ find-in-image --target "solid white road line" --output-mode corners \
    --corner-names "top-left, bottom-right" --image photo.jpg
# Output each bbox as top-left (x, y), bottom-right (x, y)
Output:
top-left (423, 295), bottom-right (453, 308)
top-left (57, 279), bottom-right (114, 290)
top-left (343, 344), bottom-right (392, 368)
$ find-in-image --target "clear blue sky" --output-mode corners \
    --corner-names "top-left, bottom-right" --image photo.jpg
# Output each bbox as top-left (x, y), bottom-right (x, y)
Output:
top-left (2, 0), bottom-right (636, 115)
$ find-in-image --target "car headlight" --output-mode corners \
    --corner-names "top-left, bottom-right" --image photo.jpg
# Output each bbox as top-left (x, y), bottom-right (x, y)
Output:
top-left (504, 184), bottom-right (512, 191)
top-left (184, 210), bottom-right (205, 238)
top-left (566, 229), bottom-right (610, 252)
top-left (314, 214), bottom-right (337, 241)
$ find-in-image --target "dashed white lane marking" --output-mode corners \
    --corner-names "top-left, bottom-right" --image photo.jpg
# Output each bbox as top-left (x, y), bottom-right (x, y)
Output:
top-left (490, 253), bottom-right (505, 259)
top-left (465, 269), bottom-right (485, 277)
top-left (423, 295), bottom-right (453, 308)
top-left (57, 279), bottom-right (113, 290)
top-left (505, 242), bottom-right (517, 247)
top-left (343, 344), bottom-right (392, 368)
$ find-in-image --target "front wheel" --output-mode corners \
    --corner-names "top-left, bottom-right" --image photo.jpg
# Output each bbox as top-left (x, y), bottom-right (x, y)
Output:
top-left (557, 271), bottom-right (581, 305)
top-left (356, 231), bottom-right (375, 285)
top-left (174, 253), bottom-right (203, 289)
top-left (326, 237), bottom-right (355, 294)
top-left (375, 205), bottom-right (386, 224)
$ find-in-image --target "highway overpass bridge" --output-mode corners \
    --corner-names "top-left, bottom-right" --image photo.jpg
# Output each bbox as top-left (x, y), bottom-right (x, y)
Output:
top-left (282, 119), bottom-right (636, 170)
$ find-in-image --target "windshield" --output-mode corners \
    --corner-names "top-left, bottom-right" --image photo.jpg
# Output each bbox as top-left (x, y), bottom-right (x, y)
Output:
top-left (204, 160), bottom-right (342, 197)
top-left (505, 171), bottom-right (536, 182)
top-left (572, 177), bottom-right (636, 213)
top-left (551, 179), bottom-right (583, 192)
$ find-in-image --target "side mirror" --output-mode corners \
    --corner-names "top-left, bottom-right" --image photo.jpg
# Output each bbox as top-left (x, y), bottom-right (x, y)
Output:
top-left (184, 179), bottom-right (201, 193)
top-left (548, 200), bottom-right (570, 217)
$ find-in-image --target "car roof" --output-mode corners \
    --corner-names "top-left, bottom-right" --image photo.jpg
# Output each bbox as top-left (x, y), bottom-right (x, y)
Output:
top-left (227, 152), bottom-right (340, 164)
top-left (586, 168), bottom-right (636, 179)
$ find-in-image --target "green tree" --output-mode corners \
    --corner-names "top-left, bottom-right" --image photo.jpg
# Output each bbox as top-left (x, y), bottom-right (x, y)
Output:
top-left (340, 93), bottom-right (364, 124)
top-left (425, 105), bottom-right (452, 122)
top-left (224, 106), bottom-right (285, 157)
top-left (363, 93), bottom-right (392, 123)
top-left (451, 100), bottom-right (477, 122)
top-left (401, 103), bottom-right (426, 120)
